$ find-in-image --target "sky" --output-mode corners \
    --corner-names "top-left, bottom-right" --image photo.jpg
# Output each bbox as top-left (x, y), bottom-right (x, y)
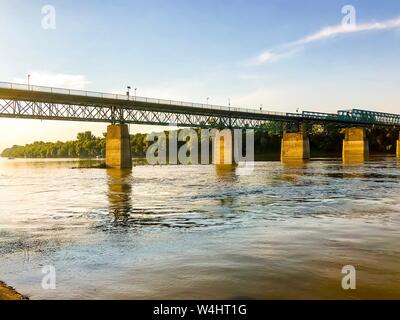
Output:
top-left (1, 0), bottom-right (400, 151)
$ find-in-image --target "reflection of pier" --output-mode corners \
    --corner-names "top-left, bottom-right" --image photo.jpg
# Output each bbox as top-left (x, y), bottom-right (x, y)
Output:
top-left (214, 164), bottom-right (238, 181)
top-left (107, 169), bottom-right (132, 219)
top-left (281, 159), bottom-right (307, 169)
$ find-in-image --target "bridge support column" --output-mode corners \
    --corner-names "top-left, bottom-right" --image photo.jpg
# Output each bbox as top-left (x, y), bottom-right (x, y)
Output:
top-left (281, 132), bottom-right (310, 161)
top-left (397, 133), bottom-right (400, 158)
top-left (106, 124), bottom-right (132, 169)
top-left (343, 128), bottom-right (369, 162)
top-left (213, 129), bottom-right (235, 165)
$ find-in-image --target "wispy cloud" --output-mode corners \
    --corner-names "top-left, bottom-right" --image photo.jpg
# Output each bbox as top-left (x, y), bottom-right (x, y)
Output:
top-left (14, 72), bottom-right (91, 89)
top-left (251, 17), bottom-right (400, 65)
top-left (238, 74), bottom-right (266, 81)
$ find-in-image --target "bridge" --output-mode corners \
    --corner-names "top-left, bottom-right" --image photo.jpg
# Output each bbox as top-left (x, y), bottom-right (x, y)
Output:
top-left (1, 81), bottom-right (399, 167)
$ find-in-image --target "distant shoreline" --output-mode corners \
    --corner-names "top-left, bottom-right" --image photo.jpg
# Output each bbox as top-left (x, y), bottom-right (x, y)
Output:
top-left (0, 281), bottom-right (28, 300)
top-left (0, 152), bottom-right (397, 160)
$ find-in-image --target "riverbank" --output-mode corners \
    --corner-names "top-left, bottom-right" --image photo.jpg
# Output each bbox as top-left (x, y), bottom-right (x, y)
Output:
top-left (0, 281), bottom-right (28, 300)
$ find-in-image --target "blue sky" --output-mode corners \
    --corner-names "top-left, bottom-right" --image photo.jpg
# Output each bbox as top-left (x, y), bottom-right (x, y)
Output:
top-left (1, 0), bottom-right (400, 150)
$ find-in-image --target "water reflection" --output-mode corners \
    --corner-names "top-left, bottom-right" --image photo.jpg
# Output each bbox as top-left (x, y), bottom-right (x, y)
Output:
top-left (281, 159), bottom-right (308, 169)
top-left (106, 168), bottom-right (132, 219)
top-left (214, 164), bottom-right (237, 181)
top-left (2, 158), bottom-right (400, 299)
top-left (279, 160), bottom-right (307, 183)
top-left (343, 154), bottom-right (368, 165)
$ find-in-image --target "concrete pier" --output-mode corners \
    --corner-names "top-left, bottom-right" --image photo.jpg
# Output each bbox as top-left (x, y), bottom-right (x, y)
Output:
top-left (281, 132), bottom-right (310, 161)
top-left (343, 128), bottom-right (369, 162)
top-left (106, 124), bottom-right (132, 169)
top-left (213, 129), bottom-right (234, 165)
top-left (397, 133), bottom-right (400, 158)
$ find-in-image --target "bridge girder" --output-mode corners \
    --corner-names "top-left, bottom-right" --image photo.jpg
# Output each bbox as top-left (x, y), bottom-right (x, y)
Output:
top-left (0, 99), bottom-right (277, 130)
top-left (1, 81), bottom-right (400, 130)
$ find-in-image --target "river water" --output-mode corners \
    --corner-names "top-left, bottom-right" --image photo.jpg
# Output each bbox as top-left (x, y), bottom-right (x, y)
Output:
top-left (0, 157), bottom-right (399, 299)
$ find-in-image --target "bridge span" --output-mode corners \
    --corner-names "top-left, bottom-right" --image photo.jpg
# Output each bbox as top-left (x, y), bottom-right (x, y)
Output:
top-left (1, 81), bottom-right (400, 167)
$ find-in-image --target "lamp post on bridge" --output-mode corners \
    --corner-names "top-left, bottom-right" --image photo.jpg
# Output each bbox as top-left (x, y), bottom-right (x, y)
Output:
top-left (228, 98), bottom-right (232, 128)
top-left (27, 74), bottom-right (31, 90)
top-left (117, 85), bottom-right (132, 123)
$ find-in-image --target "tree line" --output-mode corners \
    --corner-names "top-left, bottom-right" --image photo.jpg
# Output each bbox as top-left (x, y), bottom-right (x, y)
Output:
top-left (1, 126), bottom-right (398, 159)
top-left (1, 130), bottom-right (151, 159)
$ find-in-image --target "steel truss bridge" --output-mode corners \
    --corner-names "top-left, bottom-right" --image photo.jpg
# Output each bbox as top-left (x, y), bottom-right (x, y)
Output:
top-left (0, 81), bottom-right (400, 130)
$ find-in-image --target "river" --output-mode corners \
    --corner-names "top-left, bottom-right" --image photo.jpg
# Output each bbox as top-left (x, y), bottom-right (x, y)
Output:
top-left (0, 157), bottom-right (399, 299)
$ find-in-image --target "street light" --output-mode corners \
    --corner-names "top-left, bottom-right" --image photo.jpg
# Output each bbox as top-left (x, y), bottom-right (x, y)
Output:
top-left (206, 97), bottom-right (209, 106)
top-left (126, 86), bottom-right (131, 99)
top-left (134, 88), bottom-right (137, 99)
top-left (27, 74), bottom-right (31, 90)
top-left (228, 98), bottom-right (232, 127)
top-left (260, 103), bottom-right (263, 111)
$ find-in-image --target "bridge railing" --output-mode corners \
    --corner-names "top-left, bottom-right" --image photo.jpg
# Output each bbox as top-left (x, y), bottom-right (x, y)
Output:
top-left (338, 109), bottom-right (400, 126)
top-left (0, 81), bottom-right (291, 117)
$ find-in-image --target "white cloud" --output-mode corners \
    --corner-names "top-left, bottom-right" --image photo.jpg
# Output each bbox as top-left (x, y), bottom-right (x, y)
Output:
top-left (257, 51), bottom-right (275, 64)
top-left (238, 74), bottom-right (265, 80)
top-left (296, 17), bottom-right (400, 45)
top-left (251, 46), bottom-right (303, 65)
top-left (252, 17), bottom-right (400, 65)
top-left (13, 72), bottom-right (91, 89)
